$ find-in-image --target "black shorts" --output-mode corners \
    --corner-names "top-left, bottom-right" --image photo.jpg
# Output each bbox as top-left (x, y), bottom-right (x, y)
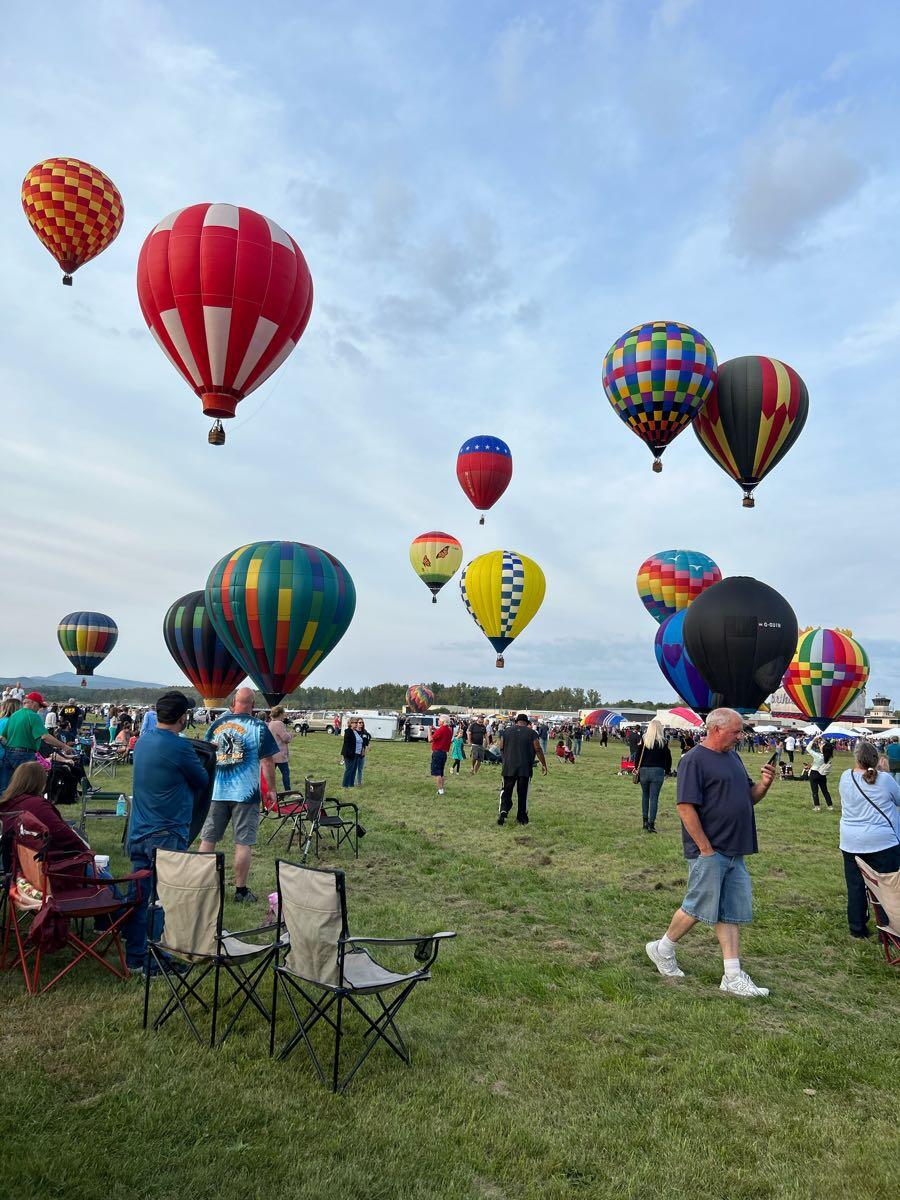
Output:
top-left (430, 750), bottom-right (448, 776)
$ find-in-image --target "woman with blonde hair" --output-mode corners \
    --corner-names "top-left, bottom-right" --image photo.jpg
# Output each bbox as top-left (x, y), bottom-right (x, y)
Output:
top-left (636, 718), bottom-right (672, 833)
top-left (837, 741), bottom-right (900, 938)
top-left (266, 705), bottom-right (295, 792)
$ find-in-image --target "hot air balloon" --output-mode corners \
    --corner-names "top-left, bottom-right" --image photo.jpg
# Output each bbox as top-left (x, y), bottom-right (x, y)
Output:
top-left (602, 321), bottom-right (717, 472)
top-left (693, 355), bottom-right (809, 507)
top-left (459, 550), bottom-right (545, 667)
top-left (781, 627), bottom-right (870, 731)
top-left (456, 436), bottom-right (512, 523)
top-left (22, 158), bottom-right (124, 285)
top-left (163, 591), bottom-right (247, 707)
top-left (57, 611), bottom-right (118, 677)
top-left (637, 549), bottom-right (722, 625)
top-left (682, 577), bottom-right (798, 713)
top-left (409, 532), bottom-right (462, 603)
top-left (205, 541), bottom-right (355, 706)
top-left (582, 709), bottom-right (613, 727)
top-left (136, 204), bottom-right (313, 444)
top-left (654, 610), bottom-right (716, 714)
top-left (406, 684), bottom-right (434, 713)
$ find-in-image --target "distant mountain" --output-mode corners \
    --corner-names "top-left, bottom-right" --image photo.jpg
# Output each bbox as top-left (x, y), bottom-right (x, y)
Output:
top-left (0, 672), bottom-right (164, 691)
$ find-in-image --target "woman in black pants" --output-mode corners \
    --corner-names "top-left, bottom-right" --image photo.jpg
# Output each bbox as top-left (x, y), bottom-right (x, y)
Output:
top-left (807, 737), bottom-right (834, 811)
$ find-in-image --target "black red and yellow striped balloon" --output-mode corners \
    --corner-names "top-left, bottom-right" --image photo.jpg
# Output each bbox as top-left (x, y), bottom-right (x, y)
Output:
top-left (693, 355), bottom-right (808, 507)
top-left (163, 591), bottom-right (247, 707)
top-left (21, 158), bottom-right (124, 284)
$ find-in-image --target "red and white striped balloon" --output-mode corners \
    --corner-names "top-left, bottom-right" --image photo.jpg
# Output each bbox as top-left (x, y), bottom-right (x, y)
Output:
top-left (136, 203), bottom-right (313, 432)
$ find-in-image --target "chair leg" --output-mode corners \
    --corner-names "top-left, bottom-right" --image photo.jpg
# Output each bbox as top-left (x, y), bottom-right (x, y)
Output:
top-left (332, 995), bottom-right (343, 1093)
top-left (269, 969), bottom-right (279, 1056)
top-left (210, 962), bottom-right (221, 1048)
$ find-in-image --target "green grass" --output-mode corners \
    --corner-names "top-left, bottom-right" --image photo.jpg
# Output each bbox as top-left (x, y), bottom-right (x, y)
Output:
top-left (1, 736), bottom-right (895, 1200)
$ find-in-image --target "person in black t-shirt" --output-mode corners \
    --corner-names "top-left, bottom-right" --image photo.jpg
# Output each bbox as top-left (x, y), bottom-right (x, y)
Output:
top-left (645, 708), bottom-right (776, 998)
top-left (497, 715), bottom-right (547, 826)
top-left (467, 717), bottom-right (487, 775)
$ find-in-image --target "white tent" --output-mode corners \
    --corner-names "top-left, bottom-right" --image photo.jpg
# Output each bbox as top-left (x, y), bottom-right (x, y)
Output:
top-left (753, 724), bottom-right (779, 733)
top-left (870, 726), bottom-right (900, 740)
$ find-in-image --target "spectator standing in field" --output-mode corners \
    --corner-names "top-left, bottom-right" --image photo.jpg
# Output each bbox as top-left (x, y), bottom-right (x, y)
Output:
top-left (341, 718), bottom-right (362, 788)
top-left (885, 737), bottom-right (900, 783)
top-left (498, 714), bottom-right (548, 826)
top-left (468, 715), bottom-right (487, 775)
top-left (784, 731), bottom-right (796, 777)
top-left (636, 717), bottom-right (672, 833)
top-left (573, 724), bottom-right (583, 757)
top-left (140, 706), bottom-right (158, 736)
top-left (806, 737), bottom-right (835, 812)
top-left (61, 698), bottom-right (82, 733)
top-left (267, 705), bottom-right (295, 792)
top-left (645, 708), bottom-right (776, 998)
top-left (627, 725), bottom-right (643, 763)
top-left (127, 690), bottom-right (210, 969)
top-left (837, 741), bottom-right (900, 938)
top-left (354, 719), bottom-right (371, 786)
top-left (44, 704), bottom-right (59, 736)
top-left (450, 724), bottom-right (465, 773)
top-left (429, 716), bottom-right (452, 796)
top-left (199, 688), bottom-right (278, 904)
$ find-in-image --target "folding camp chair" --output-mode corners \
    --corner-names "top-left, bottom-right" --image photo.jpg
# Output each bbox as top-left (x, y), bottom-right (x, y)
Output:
top-left (270, 861), bottom-right (455, 1092)
top-left (262, 777), bottom-right (326, 851)
top-left (855, 856), bottom-right (900, 966)
top-left (77, 790), bottom-right (130, 848)
top-left (89, 744), bottom-right (119, 782)
top-left (143, 849), bottom-right (281, 1048)
top-left (0, 815), bottom-right (149, 995)
top-left (299, 792), bottom-right (360, 861)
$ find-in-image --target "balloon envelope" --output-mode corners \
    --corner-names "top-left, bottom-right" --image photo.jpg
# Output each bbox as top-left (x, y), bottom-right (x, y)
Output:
top-left (137, 203), bottom-right (313, 423)
top-left (782, 627), bottom-right (870, 730)
top-left (456, 436), bottom-right (512, 516)
top-left (409, 532), bottom-right (462, 602)
top-left (163, 591), bottom-right (246, 707)
top-left (602, 321), bottom-right (717, 468)
top-left (205, 541), bottom-right (355, 706)
top-left (637, 549), bottom-right (722, 625)
top-left (22, 158), bottom-right (123, 283)
top-left (459, 550), bottom-right (545, 664)
top-left (682, 577), bottom-right (798, 713)
top-left (654, 610), bottom-right (716, 714)
top-left (57, 611), bottom-right (118, 676)
top-left (406, 684), bottom-right (434, 713)
top-left (693, 355), bottom-right (808, 506)
top-left (583, 709), bottom-right (613, 727)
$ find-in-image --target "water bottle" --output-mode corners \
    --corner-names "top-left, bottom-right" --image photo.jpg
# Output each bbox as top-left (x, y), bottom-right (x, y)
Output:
top-left (116, 794), bottom-right (127, 817)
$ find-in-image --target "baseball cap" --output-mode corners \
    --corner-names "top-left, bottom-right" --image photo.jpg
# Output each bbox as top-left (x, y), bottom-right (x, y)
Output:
top-left (25, 691), bottom-right (48, 706)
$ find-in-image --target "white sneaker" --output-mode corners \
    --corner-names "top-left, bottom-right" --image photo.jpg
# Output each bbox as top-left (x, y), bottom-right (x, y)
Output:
top-left (645, 940), bottom-right (685, 978)
top-left (719, 970), bottom-right (769, 997)
top-left (437, 788), bottom-right (444, 795)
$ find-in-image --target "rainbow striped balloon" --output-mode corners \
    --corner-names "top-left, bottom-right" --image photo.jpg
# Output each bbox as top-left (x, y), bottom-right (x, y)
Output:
top-left (205, 541), bottom-right (356, 706)
top-left (406, 684), bottom-right (434, 713)
top-left (57, 611), bottom-right (118, 676)
top-left (781, 627), bottom-right (869, 730)
top-left (637, 550), bottom-right (722, 625)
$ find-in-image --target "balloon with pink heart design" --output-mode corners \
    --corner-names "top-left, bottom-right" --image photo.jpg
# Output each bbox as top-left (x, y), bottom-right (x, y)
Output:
top-left (654, 609), bottom-right (715, 714)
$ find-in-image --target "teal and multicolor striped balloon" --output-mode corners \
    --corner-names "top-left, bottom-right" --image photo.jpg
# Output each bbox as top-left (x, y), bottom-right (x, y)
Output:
top-left (205, 541), bottom-right (356, 705)
top-left (57, 611), bottom-right (118, 676)
top-left (163, 591), bottom-right (246, 706)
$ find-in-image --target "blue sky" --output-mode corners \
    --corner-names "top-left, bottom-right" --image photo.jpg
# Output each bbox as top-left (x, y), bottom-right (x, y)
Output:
top-left (2, 0), bottom-right (899, 702)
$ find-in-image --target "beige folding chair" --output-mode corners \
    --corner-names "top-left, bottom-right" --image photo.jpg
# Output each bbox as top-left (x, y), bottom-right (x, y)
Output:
top-left (270, 860), bottom-right (455, 1092)
top-left (855, 856), bottom-right (900, 966)
top-left (143, 849), bottom-right (281, 1047)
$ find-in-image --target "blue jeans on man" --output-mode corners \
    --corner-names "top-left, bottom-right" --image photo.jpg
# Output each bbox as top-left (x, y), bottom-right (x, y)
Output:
top-left (124, 829), bottom-right (188, 968)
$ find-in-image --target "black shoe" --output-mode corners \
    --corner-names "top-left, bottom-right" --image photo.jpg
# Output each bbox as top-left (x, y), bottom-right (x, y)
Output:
top-left (642, 818), bottom-right (649, 830)
top-left (849, 928), bottom-right (871, 939)
top-left (516, 815), bottom-right (529, 826)
top-left (647, 822), bottom-right (657, 833)
top-left (497, 813), bottom-right (507, 826)
top-left (234, 889), bottom-right (258, 904)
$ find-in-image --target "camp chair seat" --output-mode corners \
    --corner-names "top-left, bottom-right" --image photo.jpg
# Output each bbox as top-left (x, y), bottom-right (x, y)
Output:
top-left (263, 778), bottom-right (327, 850)
top-left (49, 886), bottom-right (124, 916)
top-left (341, 948), bottom-right (428, 994)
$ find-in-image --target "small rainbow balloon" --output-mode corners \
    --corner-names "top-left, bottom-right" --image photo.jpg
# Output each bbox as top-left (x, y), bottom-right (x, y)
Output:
top-left (409, 532), bottom-right (462, 604)
top-left (406, 684), bottom-right (434, 713)
top-left (781, 627), bottom-right (869, 730)
top-left (637, 550), bottom-right (722, 625)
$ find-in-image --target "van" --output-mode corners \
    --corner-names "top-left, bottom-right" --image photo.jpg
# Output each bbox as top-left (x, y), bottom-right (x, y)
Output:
top-left (290, 710), bottom-right (340, 734)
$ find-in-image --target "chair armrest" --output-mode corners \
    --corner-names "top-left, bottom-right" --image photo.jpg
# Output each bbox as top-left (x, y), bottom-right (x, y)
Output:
top-left (224, 922), bottom-right (278, 939)
top-left (326, 798), bottom-right (359, 817)
top-left (343, 931), bottom-right (456, 968)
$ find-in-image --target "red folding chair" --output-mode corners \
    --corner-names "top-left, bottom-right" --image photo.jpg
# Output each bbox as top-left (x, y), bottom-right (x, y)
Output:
top-left (856, 857), bottom-right (900, 967)
top-left (0, 815), bottom-right (150, 995)
top-left (263, 778), bottom-right (326, 851)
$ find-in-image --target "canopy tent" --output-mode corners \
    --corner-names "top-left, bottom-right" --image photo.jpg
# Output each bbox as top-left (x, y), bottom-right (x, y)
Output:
top-left (870, 726), bottom-right (900, 740)
top-left (752, 725), bottom-right (779, 733)
top-left (656, 706), bottom-right (704, 731)
top-left (820, 723), bottom-right (862, 740)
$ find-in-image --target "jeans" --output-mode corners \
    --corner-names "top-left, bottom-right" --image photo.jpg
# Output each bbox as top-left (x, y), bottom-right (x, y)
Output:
top-left (342, 756), bottom-right (358, 787)
top-left (0, 747), bottom-right (36, 791)
top-left (124, 829), bottom-right (188, 967)
top-left (539, 737), bottom-right (548, 757)
top-left (276, 761), bottom-right (291, 791)
top-left (354, 755), bottom-right (365, 785)
top-left (682, 852), bottom-right (753, 925)
top-left (809, 771), bottom-right (833, 808)
top-left (573, 739), bottom-right (582, 757)
top-left (841, 844), bottom-right (900, 935)
top-left (639, 767), bottom-right (665, 823)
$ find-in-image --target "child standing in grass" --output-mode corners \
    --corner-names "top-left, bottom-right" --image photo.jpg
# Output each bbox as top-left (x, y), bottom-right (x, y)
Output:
top-left (450, 725), bottom-right (466, 773)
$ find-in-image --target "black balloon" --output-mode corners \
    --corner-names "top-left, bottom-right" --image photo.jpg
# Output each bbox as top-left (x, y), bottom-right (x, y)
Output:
top-left (682, 576), bottom-right (798, 713)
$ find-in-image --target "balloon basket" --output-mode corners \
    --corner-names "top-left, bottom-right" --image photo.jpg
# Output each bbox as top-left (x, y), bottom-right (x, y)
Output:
top-left (742, 494), bottom-right (755, 508)
top-left (479, 515), bottom-right (485, 525)
top-left (651, 459), bottom-right (662, 474)
top-left (495, 655), bottom-right (504, 668)
top-left (208, 420), bottom-right (226, 446)
top-left (432, 595), bottom-right (437, 604)
top-left (62, 274), bottom-right (73, 286)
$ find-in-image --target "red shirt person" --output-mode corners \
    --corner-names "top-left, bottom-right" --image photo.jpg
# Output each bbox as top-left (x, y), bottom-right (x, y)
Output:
top-left (429, 719), bottom-right (453, 796)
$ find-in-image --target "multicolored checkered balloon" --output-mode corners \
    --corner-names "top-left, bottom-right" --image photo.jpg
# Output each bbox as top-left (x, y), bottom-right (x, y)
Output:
top-left (22, 158), bottom-right (124, 284)
top-left (637, 549), bottom-right (722, 625)
top-left (781, 627), bottom-right (869, 730)
top-left (602, 321), bottom-right (717, 471)
top-left (406, 684), bottom-right (434, 713)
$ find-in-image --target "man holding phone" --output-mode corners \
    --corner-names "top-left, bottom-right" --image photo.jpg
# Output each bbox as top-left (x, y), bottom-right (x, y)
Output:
top-left (645, 708), bottom-right (776, 997)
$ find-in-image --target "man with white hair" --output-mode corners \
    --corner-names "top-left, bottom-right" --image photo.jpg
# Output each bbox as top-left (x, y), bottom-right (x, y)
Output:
top-left (429, 715), bottom-right (453, 796)
top-left (646, 707), bottom-right (776, 997)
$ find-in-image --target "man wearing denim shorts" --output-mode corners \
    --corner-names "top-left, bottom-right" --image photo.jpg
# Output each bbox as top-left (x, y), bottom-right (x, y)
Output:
top-left (199, 687), bottom-right (278, 903)
top-left (645, 707), bottom-right (776, 997)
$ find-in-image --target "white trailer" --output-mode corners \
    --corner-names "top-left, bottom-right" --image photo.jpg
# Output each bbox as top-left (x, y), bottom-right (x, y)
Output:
top-left (341, 711), bottom-right (398, 740)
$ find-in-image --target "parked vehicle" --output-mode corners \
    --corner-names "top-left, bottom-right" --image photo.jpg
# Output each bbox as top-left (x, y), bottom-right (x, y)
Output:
top-left (289, 710), bottom-right (340, 734)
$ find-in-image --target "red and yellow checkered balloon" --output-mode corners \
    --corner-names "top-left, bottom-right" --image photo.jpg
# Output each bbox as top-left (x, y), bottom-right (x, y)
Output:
top-left (21, 158), bottom-right (124, 284)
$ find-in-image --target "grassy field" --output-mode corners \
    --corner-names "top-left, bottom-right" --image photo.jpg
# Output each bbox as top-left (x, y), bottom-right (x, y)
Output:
top-left (1, 733), bottom-right (896, 1200)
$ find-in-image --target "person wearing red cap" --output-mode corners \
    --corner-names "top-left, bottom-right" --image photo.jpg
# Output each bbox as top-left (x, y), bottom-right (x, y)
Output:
top-left (0, 691), bottom-right (74, 791)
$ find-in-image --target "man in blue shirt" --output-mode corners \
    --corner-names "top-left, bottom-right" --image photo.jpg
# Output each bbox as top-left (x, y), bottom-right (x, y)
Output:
top-left (199, 687), bottom-right (278, 903)
top-left (125, 690), bottom-right (209, 970)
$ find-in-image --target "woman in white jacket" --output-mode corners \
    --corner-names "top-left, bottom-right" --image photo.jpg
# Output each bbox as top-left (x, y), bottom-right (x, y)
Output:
top-left (806, 736), bottom-right (834, 811)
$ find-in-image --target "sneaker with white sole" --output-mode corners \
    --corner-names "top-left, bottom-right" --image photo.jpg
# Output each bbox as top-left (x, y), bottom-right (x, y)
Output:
top-left (719, 970), bottom-right (769, 997)
top-left (645, 940), bottom-right (685, 978)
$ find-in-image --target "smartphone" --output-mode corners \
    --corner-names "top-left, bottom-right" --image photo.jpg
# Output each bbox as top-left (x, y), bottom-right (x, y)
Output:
top-left (766, 752), bottom-right (778, 766)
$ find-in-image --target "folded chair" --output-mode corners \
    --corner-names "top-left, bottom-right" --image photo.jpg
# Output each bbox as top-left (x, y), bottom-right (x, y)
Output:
top-left (299, 792), bottom-right (360, 861)
top-left (89, 744), bottom-right (119, 783)
top-left (77, 790), bottom-right (130, 847)
top-left (1, 815), bottom-right (150, 995)
top-left (855, 856), bottom-right (900, 966)
top-left (262, 777), bottom-right (326, 851)
top-left (144, 849), bottom-right (281, 1048)
top-left (270, 860), bottom-right (455, 1092)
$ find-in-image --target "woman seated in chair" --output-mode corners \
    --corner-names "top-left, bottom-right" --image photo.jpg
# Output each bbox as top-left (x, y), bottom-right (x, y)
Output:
top-left (556, 739), bottom-right (575, 764)
top-left (0, 761), bottom-right (91, 865)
